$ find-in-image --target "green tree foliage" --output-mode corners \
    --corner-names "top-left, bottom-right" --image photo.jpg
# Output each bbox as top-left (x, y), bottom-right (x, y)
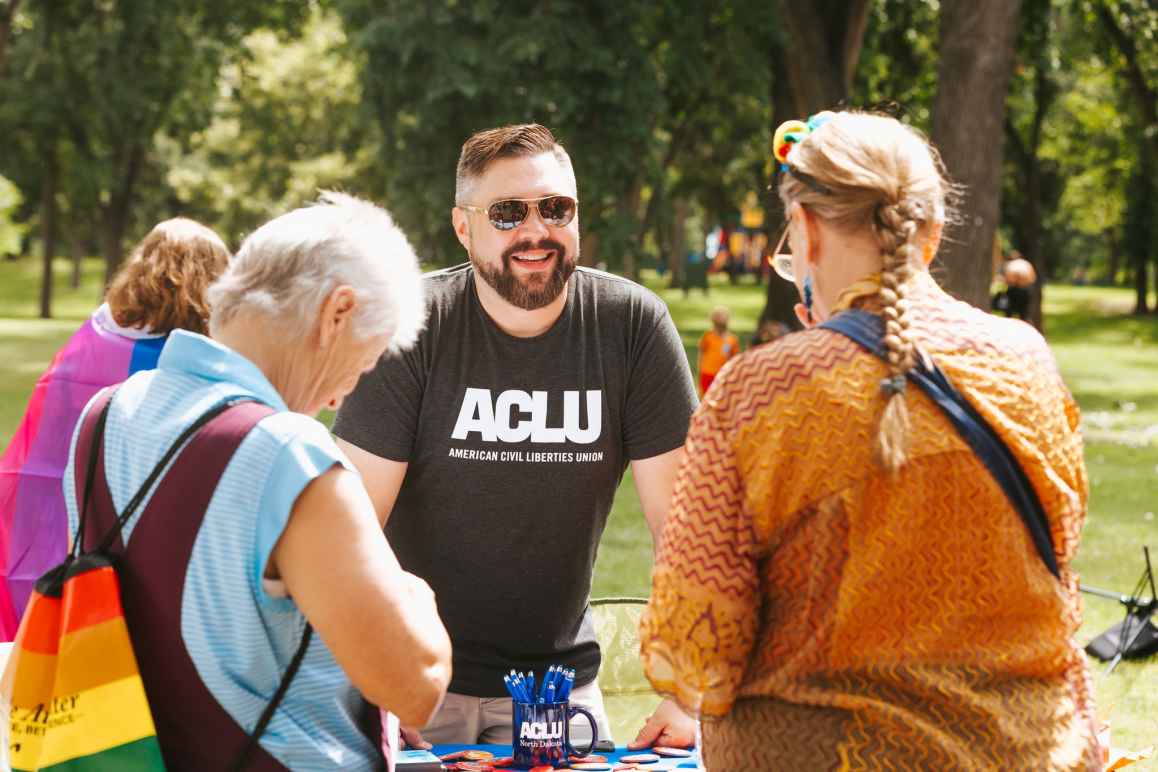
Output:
top-left (854, 0), bottom-right (939, 130)
top-left (0, 0), bottom-right (307, 287)
top-left (161, 7), bottom-right (375, 244)
top-left (338, 0), bottom-right (778, 271)
top-left (0, 1), bottom-right (1153, 322)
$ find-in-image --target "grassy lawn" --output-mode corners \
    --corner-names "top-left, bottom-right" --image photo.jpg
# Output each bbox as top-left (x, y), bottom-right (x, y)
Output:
top-left (2, 257), bottom-right (1156, 756)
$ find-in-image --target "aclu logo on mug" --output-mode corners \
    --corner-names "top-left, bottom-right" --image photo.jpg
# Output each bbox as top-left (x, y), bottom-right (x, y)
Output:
top-left (520, 718), bottom-right (564, 741)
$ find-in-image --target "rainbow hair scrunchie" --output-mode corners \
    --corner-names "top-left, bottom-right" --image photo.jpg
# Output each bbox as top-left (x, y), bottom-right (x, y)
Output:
top-left (772, 111), bottom-right (837, 171)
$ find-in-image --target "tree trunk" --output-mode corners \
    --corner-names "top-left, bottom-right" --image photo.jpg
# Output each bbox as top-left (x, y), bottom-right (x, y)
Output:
top-left (1021, 35), bottom-right (1056, 332)
top-left (668, 198), bottom-right (688, 289)
top-left (1134, 254), bottom-right (1149, 315)
top-left (579, 228), bottom-right (600, 268)
top-left (619, 181), bottom-right (642, 281)
top-left (1105, 229), bottom-right (1121, 285)
top-left (101, 210), bottom-right (125, 288)
top-left (70, 235), bottom-right (84, 290)
top-left (666, 252), bottom-right (684, 289)
top-left (773, 0), bottom-right (870, 115)
top-left (101, 143), bottom-right (146, 285)
top-left (1023, 140), bottom-right (1045, 330)
top-left (1153, 253), bottom-right (1158, 314)
top-left (1027, 230), bottom-right (1044, 330)
top-left (1007, 121), bottom-right (1047, 330)
top-left (39, 142), bottom-right (58, 319)
top-left (931, 0), bottom-right (1022, 308)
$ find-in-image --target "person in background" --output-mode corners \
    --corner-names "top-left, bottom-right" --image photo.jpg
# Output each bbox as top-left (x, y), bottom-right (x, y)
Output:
top-left (641, 110), bottom-right (1099, 769)
top-left (0, 218), bottom-right (229, 639)
top-left (64, 193), bottom-right (450, 770)
top-left (697, 306), bottom-right (740, 395)
top-left (1001, 250), bottom-right (1037, 321)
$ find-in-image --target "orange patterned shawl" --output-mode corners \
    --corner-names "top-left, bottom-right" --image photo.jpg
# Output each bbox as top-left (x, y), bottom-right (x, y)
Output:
top-left (641, 272), bottom-right (1100, 770)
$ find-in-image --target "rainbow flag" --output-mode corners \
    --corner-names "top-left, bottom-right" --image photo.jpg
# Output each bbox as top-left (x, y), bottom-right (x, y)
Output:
top-left (0, 311), bottom-right (165, 640)
top-left (2, 556), bottom-right (165, 770)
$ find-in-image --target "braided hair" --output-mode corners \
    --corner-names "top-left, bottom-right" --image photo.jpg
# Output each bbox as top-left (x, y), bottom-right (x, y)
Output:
top-left (871, 199), bottom-right (929, 472)
top-left (777, 112), bottom-right (951, 474)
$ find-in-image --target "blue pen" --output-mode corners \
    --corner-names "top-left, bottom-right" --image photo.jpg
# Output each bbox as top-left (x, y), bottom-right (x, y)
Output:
top-left (544, 666), bottom-right (557, 701)
top-left (513, 671), bottom-right (527, 702)
top-left (509, 670), bottom-right (521, 701)
top-left (546, 682), bottom-right (556, 704)
top-left (512, 674), bottom-right (527, 702)
top-left (560, 669), bottom-right (574, 700)
top-left (527, 671), bottom-right (536, 703)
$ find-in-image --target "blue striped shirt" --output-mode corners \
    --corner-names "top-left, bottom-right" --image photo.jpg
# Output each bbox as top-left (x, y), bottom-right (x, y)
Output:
top-left (65, 330), bottom-right (380, 770)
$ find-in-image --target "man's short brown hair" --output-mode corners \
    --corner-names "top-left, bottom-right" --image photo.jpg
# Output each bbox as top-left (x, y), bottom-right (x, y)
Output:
top-left (455, 123), bottom-right (572, 203)
top-left (105, 218), bottom-right (230, 335)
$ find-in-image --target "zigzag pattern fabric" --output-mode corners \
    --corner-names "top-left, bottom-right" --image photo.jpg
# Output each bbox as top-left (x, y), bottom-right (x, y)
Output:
top-left (641, 272), bottom-right (1100, 770)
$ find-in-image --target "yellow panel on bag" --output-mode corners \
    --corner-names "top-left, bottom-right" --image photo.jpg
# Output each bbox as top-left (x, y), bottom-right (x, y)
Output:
top-left (9, 674), bottom-right (157, 768)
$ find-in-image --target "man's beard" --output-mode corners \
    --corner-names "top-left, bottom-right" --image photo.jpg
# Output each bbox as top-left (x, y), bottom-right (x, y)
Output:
top-left (471, 238), bottom-right (577, 311)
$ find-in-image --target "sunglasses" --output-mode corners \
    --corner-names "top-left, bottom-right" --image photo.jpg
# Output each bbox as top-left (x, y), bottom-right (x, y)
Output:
top-left (459, 195), bottom-right (578, 231)
top-left (768, 225), bottom-right (795, 282)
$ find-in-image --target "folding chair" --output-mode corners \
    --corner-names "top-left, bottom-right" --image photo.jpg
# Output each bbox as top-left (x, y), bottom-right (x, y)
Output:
top-left (591, 597), bottom-right (663, 743)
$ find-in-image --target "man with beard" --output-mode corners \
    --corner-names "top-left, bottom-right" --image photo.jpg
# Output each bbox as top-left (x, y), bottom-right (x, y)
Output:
top-left (333, 124), bottom-right (699, 750)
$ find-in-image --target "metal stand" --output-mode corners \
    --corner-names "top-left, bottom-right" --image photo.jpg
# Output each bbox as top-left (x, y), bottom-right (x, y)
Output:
top-left (1081, 546), bottom-right (1158, 675)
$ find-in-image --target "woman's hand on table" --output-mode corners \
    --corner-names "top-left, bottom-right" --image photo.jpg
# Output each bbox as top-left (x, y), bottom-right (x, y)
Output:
top-left (627, 698), bottom-right (697, 750)
top-left (401, 725), bottom-right (431, 750)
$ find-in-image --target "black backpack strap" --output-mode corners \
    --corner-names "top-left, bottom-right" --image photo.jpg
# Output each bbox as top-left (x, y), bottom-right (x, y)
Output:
top-left (821, 309), bottom-right (1060, 579)
top-left (231, 625), bottom-right (313, 771)
top-left (71, 387), bottom-right (119, 561)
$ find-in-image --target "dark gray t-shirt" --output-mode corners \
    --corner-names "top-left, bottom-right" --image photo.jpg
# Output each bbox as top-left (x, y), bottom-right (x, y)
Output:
top-left (333, 264), bottom-right (697, 696)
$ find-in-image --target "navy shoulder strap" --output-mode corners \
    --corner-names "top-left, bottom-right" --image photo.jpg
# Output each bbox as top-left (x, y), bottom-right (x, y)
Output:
top-left (821, 309), bottom-right (1060, 579)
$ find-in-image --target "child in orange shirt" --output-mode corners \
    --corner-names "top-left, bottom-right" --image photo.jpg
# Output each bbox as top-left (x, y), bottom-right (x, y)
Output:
top-left (698, 306), bottom-right (740, 394)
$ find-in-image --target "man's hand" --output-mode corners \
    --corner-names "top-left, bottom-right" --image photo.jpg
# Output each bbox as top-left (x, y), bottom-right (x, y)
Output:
top-left (627, 698), bottom-right (697, 750)
top-left (400, 725), bottom-right (431, 750)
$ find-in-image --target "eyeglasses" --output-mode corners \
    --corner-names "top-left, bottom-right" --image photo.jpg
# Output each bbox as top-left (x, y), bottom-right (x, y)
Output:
top-left (768, 225), bottom-right (795, 282)
top-left (458, 195), bottom-right (578, 231)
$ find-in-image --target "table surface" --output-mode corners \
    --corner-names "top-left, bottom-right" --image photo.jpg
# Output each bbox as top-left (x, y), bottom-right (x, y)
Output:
top-left (431, 744), bottom-right (703, 770)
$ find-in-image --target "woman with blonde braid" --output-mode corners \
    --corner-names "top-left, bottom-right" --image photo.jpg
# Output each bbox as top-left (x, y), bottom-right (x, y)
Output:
top-left (640, 111), bottom-right (1101, 770)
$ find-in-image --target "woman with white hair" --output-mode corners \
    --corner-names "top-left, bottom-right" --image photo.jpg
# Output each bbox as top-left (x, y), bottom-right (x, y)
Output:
top-left (63, 192), bottom-right (450, 770)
